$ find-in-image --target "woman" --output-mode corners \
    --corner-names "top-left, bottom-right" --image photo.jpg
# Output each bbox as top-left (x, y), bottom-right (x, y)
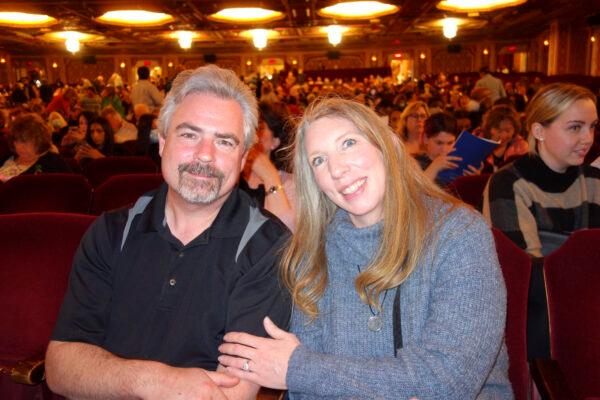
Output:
top-left (0, 113), bottom-right (70, 182)
top-left (74, 116), bottom-right (114, 168)
top-left (481, 105), bottom-right (528, 171)
top-left (219, 98), bottom-right (511, 398)
top-left (483, 82), bottom-right (599, 257)
top-left (60, 110), bottom-right (96, 156)
top-left (397, 100), bottom-right (429, 155)
top-left (241, 101), bottom-right (296, 230)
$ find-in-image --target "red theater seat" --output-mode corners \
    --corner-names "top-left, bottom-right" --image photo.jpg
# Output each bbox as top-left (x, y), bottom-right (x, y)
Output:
top-left (492, 228), bottom-right (532, 400)
top-left (446, 173), bottom-right (491, 209)
top-left (0, 174), bottom-right (92, 215)
top-left (90, 173), bottom-right (164, 214)
top-left (532, 229), bottom-right (600, 399)
top-left (82, 156), bottom-right (158, 187)
top-left (0, 212), bottom-right (95, 399)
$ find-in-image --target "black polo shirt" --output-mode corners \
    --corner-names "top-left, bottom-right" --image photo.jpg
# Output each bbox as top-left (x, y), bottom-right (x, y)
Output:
top-left (52, 184), bottom-right (291, 370)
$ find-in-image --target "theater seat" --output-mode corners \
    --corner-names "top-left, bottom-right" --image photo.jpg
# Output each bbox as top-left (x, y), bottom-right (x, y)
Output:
top-left (492, 228), bottom-right (531, 400)
top-left (446, 173), bottom-right (491, 210)
top-left (531, 229), bottom-right (600, 399)
top-left (90, 173), bottom-right (164, 214)
top-left (0, 212), bottom-right (95, 399)
top-left (82, 156), bottom-right (158, 187)
top-left (0, 174), bottom-right (92, 215)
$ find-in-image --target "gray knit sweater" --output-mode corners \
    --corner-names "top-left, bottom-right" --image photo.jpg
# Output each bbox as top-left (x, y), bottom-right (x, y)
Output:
top-left (286, 205), bottom-right (512, 399)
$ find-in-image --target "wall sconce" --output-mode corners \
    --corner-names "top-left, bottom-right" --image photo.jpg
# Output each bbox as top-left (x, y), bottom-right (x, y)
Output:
top-left (419, 52), bottom-right (426, 59)
top-left (168, 61), bottom-right (173, 68)
top-left (1, 57), bottom-right (6, 64)
top-left (371, 55), bottom-right (377, 62)
top-left (483, 48), bottom-right (489, 55)
top-left (52, 62), bottom-right (58, 68)
top-left (591, 36), bottom-right (596, 43)
top-left (543, 39), bottom-right (549, 46)
top-left (292, 59), bottom-right (298, 65)
top-left (119, 61), bottom-right (125, 68)
top-left (246, 60), bottom-right (252, 66)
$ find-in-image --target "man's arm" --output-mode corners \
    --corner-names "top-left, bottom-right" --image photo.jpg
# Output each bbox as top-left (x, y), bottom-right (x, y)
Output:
top-left (46, 341), bottom-right (239, 400)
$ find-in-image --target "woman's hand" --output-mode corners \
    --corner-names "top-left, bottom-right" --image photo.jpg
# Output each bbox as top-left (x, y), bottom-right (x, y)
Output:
top-left (591, 155), bottom-right (600, 169)
top-left (463, 161), bottom-right (484, 176)
top-left (218, 317), bottom-right (300, 390)
top-left (424, 154), bottom-right (461, 180)
top-left (75, 143), bottom-right (105, 160)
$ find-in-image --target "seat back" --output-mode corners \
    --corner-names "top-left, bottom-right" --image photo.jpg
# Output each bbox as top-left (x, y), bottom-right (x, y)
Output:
top-left (0, 213), bottom-right (95, 364)
top-left (90, 173), bottom-right (164, 214)
top-left (544, 229), bottom-right (600, 398)
top-left (0, 174), bottom-right (92, 214)
top-left (447, 173), bottom-right (491, 209)
top-left (492, 228), bottom-right (531, 400)
top-left (82, 156), bottom-right (158, 187)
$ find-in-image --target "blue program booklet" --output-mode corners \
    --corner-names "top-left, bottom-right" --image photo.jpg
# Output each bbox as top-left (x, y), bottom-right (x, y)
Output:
top-left (437, 130), bottom-right (499, 184)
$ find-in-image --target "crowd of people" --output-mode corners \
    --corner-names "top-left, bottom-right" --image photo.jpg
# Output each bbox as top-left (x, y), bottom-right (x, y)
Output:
top-left (0, 62), bottom-right (598, 398)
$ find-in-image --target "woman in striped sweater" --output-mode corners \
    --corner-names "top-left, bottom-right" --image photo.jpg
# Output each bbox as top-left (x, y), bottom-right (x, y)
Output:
top-left (483, 82), bottom-right (600, 257)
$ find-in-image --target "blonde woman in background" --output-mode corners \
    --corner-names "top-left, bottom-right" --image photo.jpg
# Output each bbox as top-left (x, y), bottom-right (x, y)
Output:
top-left (219, 98), bottom-right (512, 399)
top-left (397, 100), bottom-right (429, 155)
top-left (483, 82), bottom-right (600, 257)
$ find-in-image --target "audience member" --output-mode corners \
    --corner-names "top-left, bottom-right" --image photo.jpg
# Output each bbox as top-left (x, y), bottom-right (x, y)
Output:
top-left (219, 97), bottom-right (511, 399)
top-left (481, 105), bottom-right (528, 172)
top-left (398, 101), bottom-right (429, 155)
top-left (74, 116), bottom-right (115, 168)
top-left (483, 82), bottom-right (600, 257)
top-left (241, 101), bottom-right (296, 230)
top-left (130, 66), bottom-right (164, 113)
top-left (475, 67), bottom-right (507, 104)
top-left (0, 113), bottom-right (70, 181)
top-left (101, 106), bottom-right (138, 143)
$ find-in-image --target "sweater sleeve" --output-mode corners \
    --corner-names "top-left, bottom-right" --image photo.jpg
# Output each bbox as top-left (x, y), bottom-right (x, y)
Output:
top-left (286, 211), bottom-right (508, 399)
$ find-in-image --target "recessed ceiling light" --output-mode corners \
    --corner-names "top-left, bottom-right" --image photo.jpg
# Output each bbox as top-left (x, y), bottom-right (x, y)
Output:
top-left (96, 10), bottom-right (174, 26)
top-left (437, 0), bottom-right (527, 13)
top-left (209, 8), bottom-right (284, 24)
top-left (0, 12), bottom-right (57, 27)
top-left (318, 1), bottom-right (399, 20)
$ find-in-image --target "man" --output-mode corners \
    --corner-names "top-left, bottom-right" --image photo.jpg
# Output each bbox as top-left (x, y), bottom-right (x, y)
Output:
top-left (130, 65), bottom-right (164, 113)
top-left (46, 65), bottom-right (291, 399)
top-left (474, 66), bottom-right (506, 104)
top-left (101, 105), bottom-right (138, 143)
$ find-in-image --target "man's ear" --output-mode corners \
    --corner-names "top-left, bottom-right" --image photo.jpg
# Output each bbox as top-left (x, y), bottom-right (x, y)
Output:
top-left (158, 133), bottom-right (165, 157)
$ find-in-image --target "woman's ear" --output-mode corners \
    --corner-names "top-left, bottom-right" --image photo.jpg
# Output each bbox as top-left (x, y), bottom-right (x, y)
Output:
top-left (531, 122), bottom-right (545, 142)
top-left (271, 137), bottom-right (281, 151)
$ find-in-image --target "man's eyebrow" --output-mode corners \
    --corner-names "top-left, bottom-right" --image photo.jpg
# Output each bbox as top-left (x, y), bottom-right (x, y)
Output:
top-left (175, 122), bottom-right (203, 132)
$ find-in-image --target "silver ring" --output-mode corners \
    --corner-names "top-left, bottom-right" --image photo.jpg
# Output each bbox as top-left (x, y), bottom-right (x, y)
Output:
top-left (242, 359), bottom-right (250, 372)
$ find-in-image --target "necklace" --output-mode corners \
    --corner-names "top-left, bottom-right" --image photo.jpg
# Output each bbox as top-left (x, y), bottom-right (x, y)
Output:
top-left (357, 265), bottom-right (388, 332)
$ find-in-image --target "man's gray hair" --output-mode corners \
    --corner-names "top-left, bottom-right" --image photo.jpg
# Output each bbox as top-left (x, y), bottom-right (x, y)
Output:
top-left (157, 65), bottom-right (258, 150)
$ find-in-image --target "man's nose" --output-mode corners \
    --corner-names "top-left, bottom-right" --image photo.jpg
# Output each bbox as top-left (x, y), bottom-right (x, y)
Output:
top-left (194, 138), bottom-right (215, 161)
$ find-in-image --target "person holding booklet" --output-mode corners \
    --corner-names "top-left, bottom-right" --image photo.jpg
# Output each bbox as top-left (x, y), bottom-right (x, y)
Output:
top-left (218, 98), bottom-right (512, 399)
top-left (481, 105), bottom-right (529, 172)
top-left (415, 112), bottom-right (484, 186)
top-left (483, 82), bottom-right (600, 257)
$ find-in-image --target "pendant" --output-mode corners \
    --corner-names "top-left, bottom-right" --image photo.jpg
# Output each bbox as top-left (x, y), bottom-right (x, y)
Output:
top-left (367, 315), bottom-right (383, 332)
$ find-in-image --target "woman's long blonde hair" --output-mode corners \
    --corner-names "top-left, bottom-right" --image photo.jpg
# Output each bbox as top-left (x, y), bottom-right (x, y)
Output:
top-left (281, 97), bottom-right (459, 321)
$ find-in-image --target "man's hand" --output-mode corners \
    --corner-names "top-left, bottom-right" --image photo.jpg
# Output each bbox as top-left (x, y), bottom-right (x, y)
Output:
top-left (136, 365), bottom-right (239, 400)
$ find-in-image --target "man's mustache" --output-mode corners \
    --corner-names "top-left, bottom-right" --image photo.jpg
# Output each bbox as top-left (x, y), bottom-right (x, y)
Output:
top-left (178, 162), bottom-right (225, 179)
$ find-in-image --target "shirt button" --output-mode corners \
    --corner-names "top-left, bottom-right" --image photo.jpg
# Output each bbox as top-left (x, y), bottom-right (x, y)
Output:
top-left (169, 278), bottom-right (176, 286)
top-left (178, 252), bottom-right (184, 258)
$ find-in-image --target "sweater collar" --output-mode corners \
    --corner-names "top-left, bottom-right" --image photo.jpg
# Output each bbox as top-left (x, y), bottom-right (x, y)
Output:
top-left (514, 154), bottom-right (580, 193)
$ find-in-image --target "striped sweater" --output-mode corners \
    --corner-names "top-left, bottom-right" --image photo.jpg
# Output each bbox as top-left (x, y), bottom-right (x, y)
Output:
top-left (482, 155), bottom-right (600, 257)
